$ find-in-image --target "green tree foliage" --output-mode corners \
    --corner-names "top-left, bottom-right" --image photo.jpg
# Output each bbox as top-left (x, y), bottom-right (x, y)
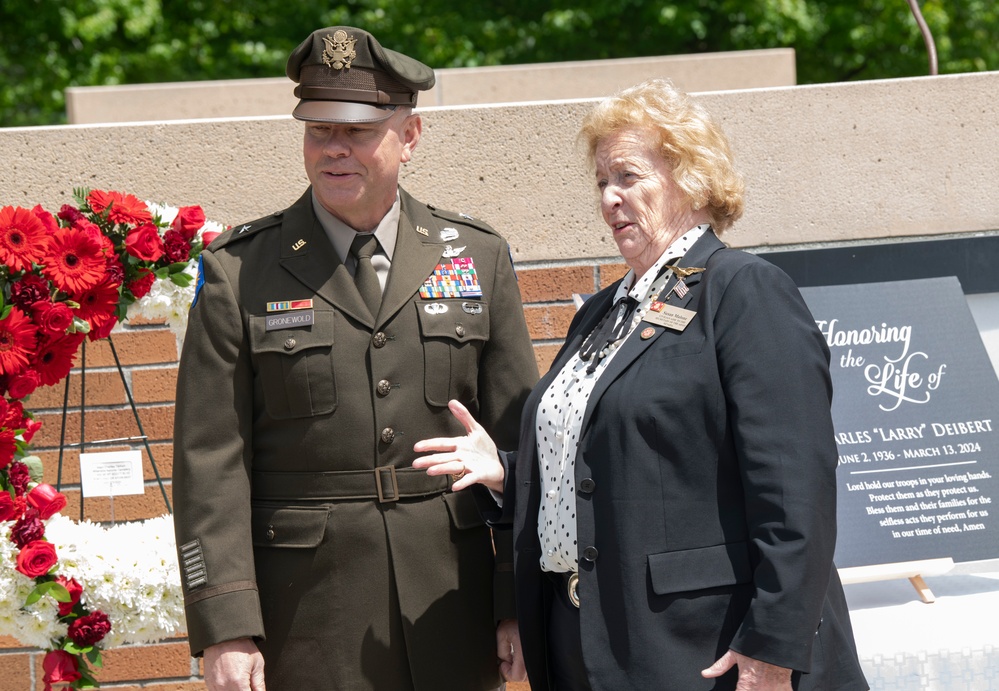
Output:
top-left (1, 0), bottom-right (997, 127)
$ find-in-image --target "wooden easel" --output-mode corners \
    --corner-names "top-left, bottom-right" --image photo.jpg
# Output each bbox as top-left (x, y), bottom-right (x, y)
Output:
top-left (838, 557), bottom-right (955, 603)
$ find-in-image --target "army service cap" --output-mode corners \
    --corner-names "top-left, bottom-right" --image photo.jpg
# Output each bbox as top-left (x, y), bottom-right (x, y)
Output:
top-left (287, 26), bottom-right (435, 123)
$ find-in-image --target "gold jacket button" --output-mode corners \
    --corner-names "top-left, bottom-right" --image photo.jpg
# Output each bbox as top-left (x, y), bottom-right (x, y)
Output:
top-left (377, 379), bottom-right (392, 396)
top-left (373, 332), bottom-right (388, 348)
top-left (380, 427), bottom-right (396, 444)
top-left (283, 338), bottom-right (296, 350)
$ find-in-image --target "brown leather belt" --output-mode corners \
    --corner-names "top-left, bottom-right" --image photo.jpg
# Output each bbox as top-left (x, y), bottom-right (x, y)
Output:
top-left (252, 467), bottom-right (450, 503)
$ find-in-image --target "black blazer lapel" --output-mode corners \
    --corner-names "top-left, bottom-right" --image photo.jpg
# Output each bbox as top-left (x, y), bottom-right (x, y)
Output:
top-left (577, 231), bottom-right (727, 433)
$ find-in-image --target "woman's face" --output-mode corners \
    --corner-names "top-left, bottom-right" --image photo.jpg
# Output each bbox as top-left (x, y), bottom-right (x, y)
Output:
top-left (594, 128), bottom-right (693, 275)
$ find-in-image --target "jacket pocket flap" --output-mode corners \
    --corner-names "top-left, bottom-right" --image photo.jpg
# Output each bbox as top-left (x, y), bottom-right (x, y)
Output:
top-left (416, 300), bottom-right (490, 342)
top-left (443, 490), bottom-right (486, 530)
top-left (648, 542), bottom-right (752, 595)
top-left (251, 504), bottom-right (329, 548)
top-left (248, 310), bottom-right (334, 355)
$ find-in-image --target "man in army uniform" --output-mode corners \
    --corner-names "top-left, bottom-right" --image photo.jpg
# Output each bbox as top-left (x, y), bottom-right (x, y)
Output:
top-left (172, 26), bottom-right (538, 690)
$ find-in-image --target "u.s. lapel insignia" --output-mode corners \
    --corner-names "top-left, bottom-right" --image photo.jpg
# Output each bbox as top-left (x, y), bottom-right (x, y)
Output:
top-left (322, 29), bottom-right (357, 70)
top-left (440, 227), bottom-right (460, 242)
top-left (291, 239), bottom-right (306, 251)
top-left (424, 302), bottom-right (448, 314)
top-left (416, 225), bottom-right (430, 237)
top-left (442, 244), bottom-right (466, 258)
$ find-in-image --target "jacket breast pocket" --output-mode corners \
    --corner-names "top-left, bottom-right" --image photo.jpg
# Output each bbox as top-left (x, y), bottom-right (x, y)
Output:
top-left (251, 503), bottom-right (329, 548)
top-left (648, 541), bottom-right (753, 595)
top-left (248, 310), bottom-right (337, 419)
top-left (416, 300), bottom-right (489, 406)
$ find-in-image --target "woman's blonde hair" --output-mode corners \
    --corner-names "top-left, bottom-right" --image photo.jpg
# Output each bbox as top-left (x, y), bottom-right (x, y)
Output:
top-left (578, 79), bottom-right (745, 233)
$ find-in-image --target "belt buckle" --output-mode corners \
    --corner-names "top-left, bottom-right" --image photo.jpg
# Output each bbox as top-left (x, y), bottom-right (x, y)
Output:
top-left (567, 572), bottom-right (579, 608)
top-left (375, 465), bottom-right (399, 503)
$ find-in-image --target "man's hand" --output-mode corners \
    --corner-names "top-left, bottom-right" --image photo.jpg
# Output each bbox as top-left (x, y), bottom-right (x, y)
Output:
top-left (701, 649), bottom-right (792, 690)
top-left (204, 638), bottom-right (266, 691)
top-left (496, 618), bottom-right (527, 682)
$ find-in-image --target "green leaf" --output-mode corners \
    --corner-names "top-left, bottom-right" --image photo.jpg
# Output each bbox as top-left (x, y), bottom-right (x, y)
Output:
top-left (20, 455), bottom-right (44, 482)
top-left (86, 648), bottom-right (103, 667)
top-left (0, 304), bottom-right (11, 321)
top-left (170, 272), bottom-right (194, 287)
top-left (25, 580), bottom-right (70, 606)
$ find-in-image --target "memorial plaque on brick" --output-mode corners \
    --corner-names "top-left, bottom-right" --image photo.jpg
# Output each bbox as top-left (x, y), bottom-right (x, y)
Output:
top-left (800, 277), bottom-right (999, 568)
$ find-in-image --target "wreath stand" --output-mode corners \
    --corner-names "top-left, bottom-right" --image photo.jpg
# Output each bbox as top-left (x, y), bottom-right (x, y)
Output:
top-left (53, 335), bottom-right (172, 522)
top-left (839, 557), bottom-right (956, 603)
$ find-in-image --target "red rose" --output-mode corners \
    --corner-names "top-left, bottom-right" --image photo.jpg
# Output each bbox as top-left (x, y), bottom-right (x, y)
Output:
top-left (31, 300), bottom-right (75, 336)
top-left (54, 575), bottom-right (83, 617)
top-left (31, 205), bottom-right (59, 234)
top-left (11, 511), bottom-right (44, 548)
top-left (42, 649), bottom-right (81, 687)
top-left (67, 610), bottom-right (112, 647)
top-left (124, 223), bottom-right (165, 262)
top-left (127, 269), bottom-right (156, 299)
top-left (27, 483), bottom-right (67, 519)
top-left (7, 369), bottom-right (41, 399)
top-left (0, 490), bottom-right (24, 522)
top-left (15, 539), bottom-right (57, 577)
top-left (171, 205), bottom-right (206, 240)
top-left (201, 229), bottom-right (222, 246)
top-left (21, 417), bottom-right (42, 444)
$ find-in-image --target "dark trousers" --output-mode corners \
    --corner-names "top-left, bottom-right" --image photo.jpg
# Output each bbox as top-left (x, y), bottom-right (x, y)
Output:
top-left (546, 572), bottom-right (593, 691)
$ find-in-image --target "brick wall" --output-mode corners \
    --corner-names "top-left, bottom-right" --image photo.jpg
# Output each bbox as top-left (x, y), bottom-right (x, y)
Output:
top-left (0, 257), bottom-right (625, 689)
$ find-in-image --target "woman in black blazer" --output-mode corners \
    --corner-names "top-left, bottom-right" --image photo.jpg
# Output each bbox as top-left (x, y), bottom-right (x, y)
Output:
top-left (415, 79), bottom-right (868, 690)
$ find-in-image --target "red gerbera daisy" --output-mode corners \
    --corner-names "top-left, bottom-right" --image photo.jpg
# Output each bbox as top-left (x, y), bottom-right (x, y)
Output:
top-left (41, 227), bottom-right (105, 294)
top-left (72, 278), bottom-right (121, 341)
top-left (0, 205), bottom-right (51, 273)
top-left (33, 332), bottom-right (85, 386)
top-left (87, 189), bottom-right (152, 226)
top-left (0, 306), bottom-right (38, 377)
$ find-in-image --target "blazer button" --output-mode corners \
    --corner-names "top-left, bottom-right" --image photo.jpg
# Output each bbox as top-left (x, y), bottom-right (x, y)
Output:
top-left (380, 427), bottom-right (396, 444)
top-left (265, 525), bottom-right (275, 541)
top-left (579, 478), bottom-right (596, 493)
top-left (372, 332), bottom-right (388, 348)
top-left (283, 338), bottom-right (296, 350)
top-left (376, 379), bottom-right (392, 396)
top-left (455, 324), bottom-right (465, 337)
top-left (582, 546), bottom-right (599, 562)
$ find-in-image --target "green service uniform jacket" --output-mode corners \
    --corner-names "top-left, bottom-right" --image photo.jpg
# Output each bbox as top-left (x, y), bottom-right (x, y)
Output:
top-left (172, 187), bottom-right (538, 690)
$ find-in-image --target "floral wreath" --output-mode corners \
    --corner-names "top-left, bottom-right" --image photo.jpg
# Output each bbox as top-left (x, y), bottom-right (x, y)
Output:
top-left (0, 190), bottom-right (223, 689)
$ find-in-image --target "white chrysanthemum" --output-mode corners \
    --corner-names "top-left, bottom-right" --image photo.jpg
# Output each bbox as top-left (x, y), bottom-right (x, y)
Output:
top-left (7, 514), bottom-right (185, 648)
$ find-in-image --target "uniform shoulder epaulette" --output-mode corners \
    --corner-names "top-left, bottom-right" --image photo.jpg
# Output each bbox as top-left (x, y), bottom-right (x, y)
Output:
top-left (425, 204), bottom-right (500, 237)
top-left (208, 211), bottom-right (284, 250)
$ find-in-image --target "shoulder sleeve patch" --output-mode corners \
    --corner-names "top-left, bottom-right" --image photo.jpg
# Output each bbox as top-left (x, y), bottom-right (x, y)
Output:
top-left (209, 211), bottom-right (284, 250)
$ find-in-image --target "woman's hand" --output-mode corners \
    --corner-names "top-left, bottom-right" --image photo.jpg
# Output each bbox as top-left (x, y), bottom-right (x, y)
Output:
top-left (412, 400), bottom-right (505, 492)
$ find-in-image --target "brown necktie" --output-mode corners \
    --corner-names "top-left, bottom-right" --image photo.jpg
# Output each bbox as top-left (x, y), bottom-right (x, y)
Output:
top-left (349, 233), bottom-right (382, 316)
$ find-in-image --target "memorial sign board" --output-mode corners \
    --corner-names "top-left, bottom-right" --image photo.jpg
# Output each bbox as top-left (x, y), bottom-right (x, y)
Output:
top-left (800, 277), bottom-right (999, 568)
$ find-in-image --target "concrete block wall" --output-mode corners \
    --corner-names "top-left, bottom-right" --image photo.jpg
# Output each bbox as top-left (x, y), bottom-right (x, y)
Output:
top-left (2, 69), bottom-right (999, 689)
top-left (65, 49), bottom-right (796, 124)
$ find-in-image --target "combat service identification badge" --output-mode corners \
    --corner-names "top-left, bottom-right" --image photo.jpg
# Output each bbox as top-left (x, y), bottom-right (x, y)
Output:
top-left (323, 30), bottom-right (357, 70)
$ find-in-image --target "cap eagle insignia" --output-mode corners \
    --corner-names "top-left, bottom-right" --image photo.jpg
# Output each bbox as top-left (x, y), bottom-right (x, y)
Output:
top-left (322, 30), bottom-right (357, 70)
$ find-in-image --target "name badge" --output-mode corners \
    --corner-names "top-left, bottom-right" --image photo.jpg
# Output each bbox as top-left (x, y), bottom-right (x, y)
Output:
top-left (643, 304), bottom-right (696, 332)
top-left (265, 309), bottom-right (315, 331)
